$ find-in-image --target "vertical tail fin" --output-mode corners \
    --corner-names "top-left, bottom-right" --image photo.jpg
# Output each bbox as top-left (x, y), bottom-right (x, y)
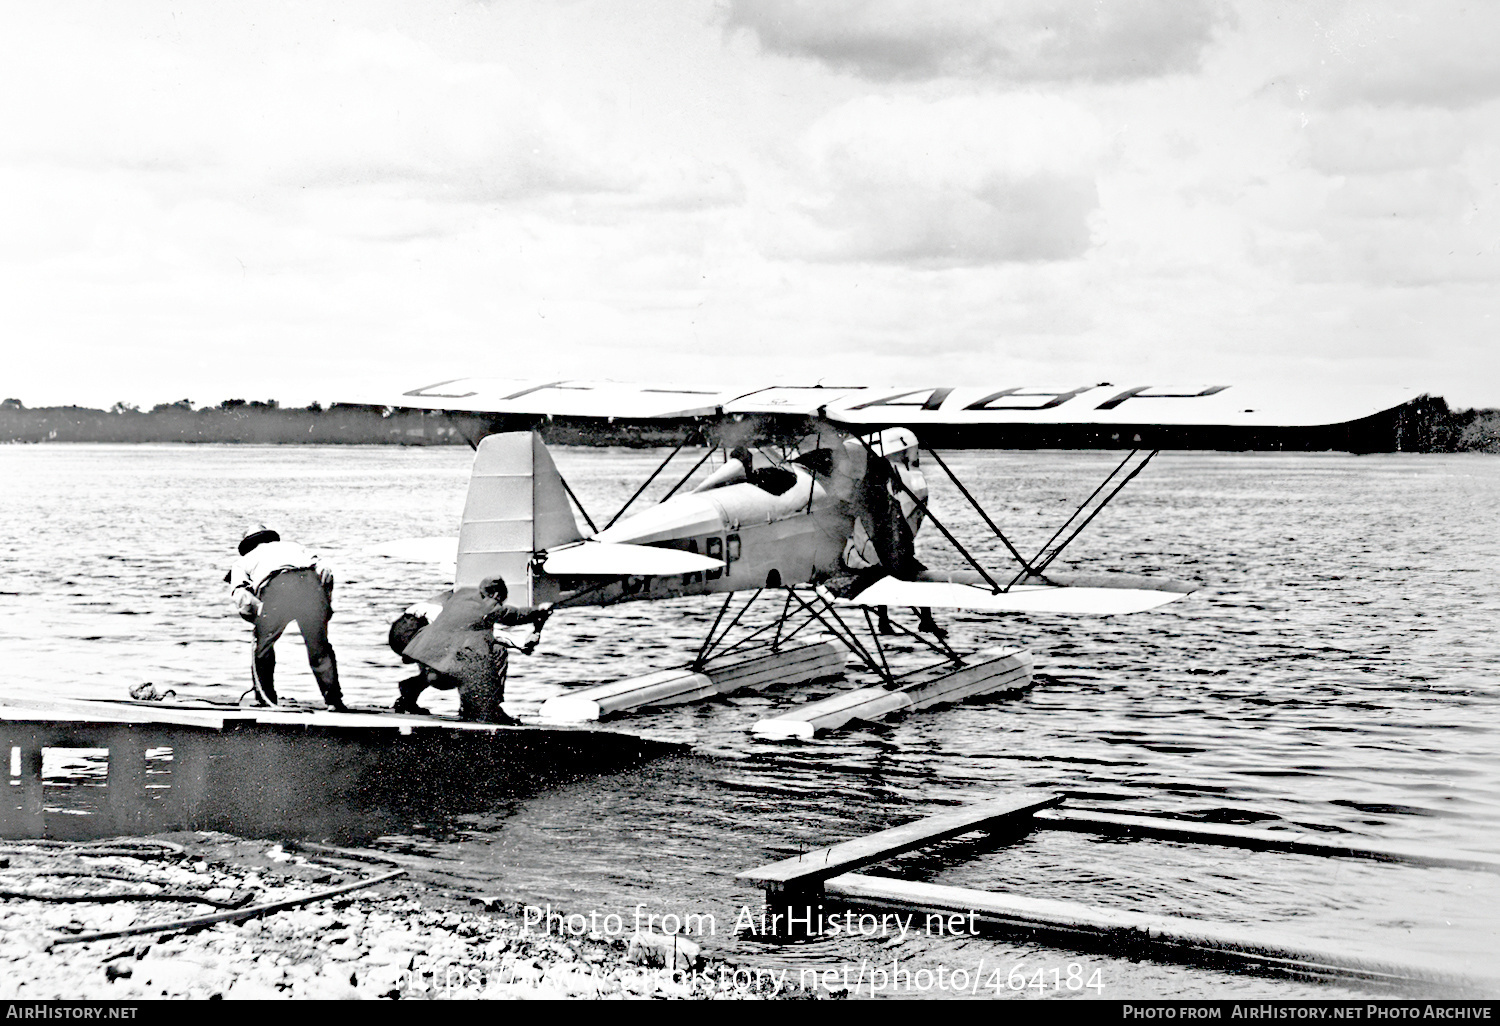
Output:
top-left (456, 431), bottom-right (583, 602)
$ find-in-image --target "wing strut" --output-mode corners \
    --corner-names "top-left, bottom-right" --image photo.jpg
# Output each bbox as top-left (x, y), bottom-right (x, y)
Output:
top-left (921, 447), bottom-right (1039, 579)
top-left (557, 474), bottom-right (598, 533)
top-left (658, 439), bottom-right (719, 504)
top-left (784, 587), bottom-right (895, 686)
top-left (691, 588), bottom-right (826, 670)
top-left (602, 428), bottom-right (714, 530)
top-left (694, 590), bottom-right (761, 668)
top-left (444, 413), bottom-right (480, 451)
top-left (870, 603), bottom-right (966, 667)
top-left (603, 433), bottom-right (693, 530)
top-left (1012, 449), bottom-right (1158, 585)
top-left (858, 606), bottom-right (893, 681)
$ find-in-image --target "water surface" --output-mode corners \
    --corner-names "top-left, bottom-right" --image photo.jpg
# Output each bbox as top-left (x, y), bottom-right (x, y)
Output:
top-left (1, 443), bottom-right (1496, 997)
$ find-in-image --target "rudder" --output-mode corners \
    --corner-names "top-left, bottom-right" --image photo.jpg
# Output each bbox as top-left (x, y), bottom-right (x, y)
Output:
top-left (456, 431), bottom-right (583, 603)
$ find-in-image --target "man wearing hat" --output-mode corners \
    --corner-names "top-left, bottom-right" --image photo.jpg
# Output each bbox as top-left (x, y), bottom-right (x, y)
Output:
top-left (392, 575), bottom-right (549, 723)
top-left (226, 523), bottom-right (346, 711)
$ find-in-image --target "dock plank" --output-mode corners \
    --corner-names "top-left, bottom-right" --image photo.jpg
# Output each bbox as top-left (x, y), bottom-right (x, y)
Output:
top-left (0, 695), bottom-right (580, 735)
top-left (738, 792), bottom-right (1061, 890)
top-left (1032, 809), bottom-right (1500, 874)
top-left (0, 696), bottom-right (234, 730)
top-left (824, 873), bottom-right (1494, 993)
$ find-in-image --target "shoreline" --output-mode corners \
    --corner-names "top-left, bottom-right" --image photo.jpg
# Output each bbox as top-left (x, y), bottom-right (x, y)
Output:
top-left (0, 832), bottom-right (815, 1000)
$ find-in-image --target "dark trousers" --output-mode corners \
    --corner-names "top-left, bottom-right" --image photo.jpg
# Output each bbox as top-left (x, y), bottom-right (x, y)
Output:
top-left (252, 569), bottom-right (340, 705)
top-left (398, 648), bottom-right (508, 722)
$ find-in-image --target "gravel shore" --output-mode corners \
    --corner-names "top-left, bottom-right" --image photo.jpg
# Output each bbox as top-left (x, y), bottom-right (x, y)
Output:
top-left (0, 833), bottom-right (815, 1000)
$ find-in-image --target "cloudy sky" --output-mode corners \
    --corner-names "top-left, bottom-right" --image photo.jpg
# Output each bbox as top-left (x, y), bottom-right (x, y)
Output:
top-left (2, 0), bottom-right (1496, 409)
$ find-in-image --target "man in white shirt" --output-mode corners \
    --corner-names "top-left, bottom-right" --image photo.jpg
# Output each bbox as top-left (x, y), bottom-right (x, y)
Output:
top-left (226, 524), bottom-right (345, 711)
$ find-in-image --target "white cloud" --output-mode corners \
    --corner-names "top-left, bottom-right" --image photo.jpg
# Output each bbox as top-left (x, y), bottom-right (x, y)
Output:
top-left (763, 94), bottom-right (1105, 265)
top-left (723, 0), bottom-right (1228, 83)
top-left (0, 0), bottom-right (1495, 411)
top-left (1303, 107), bottom-right (1468, 176)
top-left (1314, 1), bottom-right (1500, 110)
top-left (0, 11), bottom-right (730, 211)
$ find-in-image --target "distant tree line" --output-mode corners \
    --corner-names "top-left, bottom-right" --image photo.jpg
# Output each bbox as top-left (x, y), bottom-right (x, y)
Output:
top-left (0, 395), bottom-right (1495, 451)
top-left (0, 398), bottom-right (697, 447)
top-left (1386, 395), bottom-right (1500, 453)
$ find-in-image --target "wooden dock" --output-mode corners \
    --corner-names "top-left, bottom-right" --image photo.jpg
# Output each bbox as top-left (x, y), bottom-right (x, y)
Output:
top-left (738, 792), bottom-right (1062, 897)
top-left (737, 792), bottom-right (1499, 992)
top-left (822, 874), bottom-right (1491, 993)
top-left (1032, 808), bottom-right (1500, 874)
top-left (0, 695), bottom-right (681, 842)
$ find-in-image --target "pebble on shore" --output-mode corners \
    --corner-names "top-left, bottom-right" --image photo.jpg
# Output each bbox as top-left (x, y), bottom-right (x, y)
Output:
top-left (0, 834), bottom-right (815, 1001)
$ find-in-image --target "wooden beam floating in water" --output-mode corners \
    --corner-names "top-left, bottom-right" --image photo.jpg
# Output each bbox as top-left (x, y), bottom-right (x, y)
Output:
top-left (1031, 808), bottom-right (1500, 875)
top-left (12, 736), bottom-right (45, 838)
top-left (737, 793), bottom-right (1498, 990)
top-left (821, 874), bottom-right (1494, 993)
top-left (737, 792), bottom-right (1062, 897)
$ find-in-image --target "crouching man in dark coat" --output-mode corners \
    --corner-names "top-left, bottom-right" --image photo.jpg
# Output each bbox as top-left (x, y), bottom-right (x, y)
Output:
top-left (391, 575), bottom-right (549, 723)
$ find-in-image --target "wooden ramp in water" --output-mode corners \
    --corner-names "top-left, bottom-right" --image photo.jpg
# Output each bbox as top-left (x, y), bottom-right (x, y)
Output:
top-left (738, 791), bottom-right (1500, 993)
top-left (740, 792), bottom-right (1062, 897)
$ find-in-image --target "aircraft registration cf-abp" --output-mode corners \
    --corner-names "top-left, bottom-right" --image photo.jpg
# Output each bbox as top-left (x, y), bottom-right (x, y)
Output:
top-left (361, 378), bottom-right (1416, 737)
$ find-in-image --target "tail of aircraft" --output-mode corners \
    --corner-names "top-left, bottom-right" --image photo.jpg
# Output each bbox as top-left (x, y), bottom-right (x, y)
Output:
top-left (456, 431), bottom-right (583, 602)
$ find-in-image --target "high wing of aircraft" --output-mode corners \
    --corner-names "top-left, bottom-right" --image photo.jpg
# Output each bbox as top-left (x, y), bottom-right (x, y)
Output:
top-left (358, 377), bottom-right (1417, 730)
top-left (365, 377), bottom-right (1415, 429)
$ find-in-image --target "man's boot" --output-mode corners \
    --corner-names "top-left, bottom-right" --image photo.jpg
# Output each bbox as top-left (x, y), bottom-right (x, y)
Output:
top-left (394, 675), bottom-right (430, 715)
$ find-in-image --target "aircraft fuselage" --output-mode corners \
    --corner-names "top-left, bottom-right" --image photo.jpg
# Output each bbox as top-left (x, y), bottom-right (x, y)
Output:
top-left (536, 433), bottom-right (925, 607)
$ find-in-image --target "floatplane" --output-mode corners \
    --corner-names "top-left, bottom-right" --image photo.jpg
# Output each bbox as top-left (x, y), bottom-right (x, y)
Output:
top-left (363, 379), bottom-right (1414, 737)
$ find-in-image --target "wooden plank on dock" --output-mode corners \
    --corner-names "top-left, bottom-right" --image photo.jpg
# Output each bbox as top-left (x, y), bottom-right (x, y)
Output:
top-left (1032, 808), bottom-right (1500, 874)
top-left (0, 696), bottom-right (234, 731)
top-left (738, 792), bottom-right (1062, 893)
top-left (752, 647), bottom-right (1031, 739)
top-left (0, 696), bottom-right (557, 736)
top-left (822, 873), bottom-right (1493, 993)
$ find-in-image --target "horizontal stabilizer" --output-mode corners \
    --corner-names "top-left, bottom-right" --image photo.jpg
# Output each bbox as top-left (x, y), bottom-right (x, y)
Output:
top-left (541, 541), bottom-right (724, 577)
top-left (368, 537), bottom-right (458, 564)
top-left (846, 577), bottom-right (1189, 615)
